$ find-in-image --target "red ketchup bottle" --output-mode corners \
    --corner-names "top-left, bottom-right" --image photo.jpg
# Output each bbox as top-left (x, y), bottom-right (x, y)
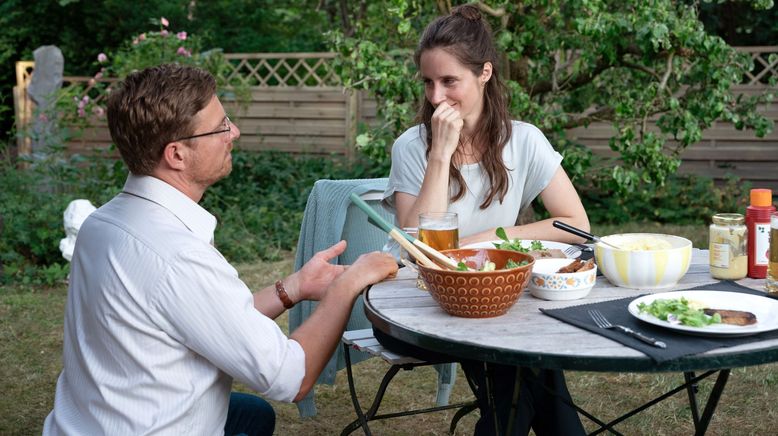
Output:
top-left (746, 188), bottom-right (776, 278)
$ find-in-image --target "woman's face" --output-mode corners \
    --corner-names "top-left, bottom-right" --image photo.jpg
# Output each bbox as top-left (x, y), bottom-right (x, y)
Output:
top-left (419, 47), bottom-right (491, 129)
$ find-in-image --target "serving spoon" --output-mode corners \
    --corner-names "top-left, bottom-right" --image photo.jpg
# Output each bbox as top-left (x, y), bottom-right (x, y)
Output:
top-left (552, 220), bottom-right (625, 250)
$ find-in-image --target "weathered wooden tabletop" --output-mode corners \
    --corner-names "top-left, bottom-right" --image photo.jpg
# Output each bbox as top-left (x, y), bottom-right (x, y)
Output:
top-left (365, 249), bottom-right (778, 372)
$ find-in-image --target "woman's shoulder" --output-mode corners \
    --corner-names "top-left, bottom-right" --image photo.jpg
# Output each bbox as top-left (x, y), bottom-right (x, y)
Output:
top-left (392, 125), bottom-right (427, 153)
top-left (504, 120), bottom-right (555, 158)
top-left (509, 120), bottom-right (545, 137)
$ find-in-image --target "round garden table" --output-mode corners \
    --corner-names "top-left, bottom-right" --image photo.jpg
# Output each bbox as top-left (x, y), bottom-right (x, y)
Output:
top-left (364, 249), bottom-right (778, 435)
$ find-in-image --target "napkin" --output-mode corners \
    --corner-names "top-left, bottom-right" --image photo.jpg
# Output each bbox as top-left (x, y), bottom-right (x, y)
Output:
top-left (540, 281), bottom-right (778, 362)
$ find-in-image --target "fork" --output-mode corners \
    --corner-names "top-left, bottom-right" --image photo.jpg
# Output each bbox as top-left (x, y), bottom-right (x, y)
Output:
top-left (563, 244), bottom-right (592, 258)
top-left (588, 309), bottom-right (667, 349)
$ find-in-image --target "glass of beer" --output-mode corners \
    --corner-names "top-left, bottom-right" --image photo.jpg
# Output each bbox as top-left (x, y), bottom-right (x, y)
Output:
top-left (767, 212), bottom-right (778, 294)
top-left (418, 212), bottom-right (459, 251)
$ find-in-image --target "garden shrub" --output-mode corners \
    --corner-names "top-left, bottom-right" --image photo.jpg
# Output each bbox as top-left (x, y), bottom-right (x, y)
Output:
top-left (202, 149), bottom-right (385, 262)
top-left (578, 173), bottom-right (750, 225)
top-left (0, 145), bottom-right (385, 284)
top-left (2, 137), bottom-right (751, 286)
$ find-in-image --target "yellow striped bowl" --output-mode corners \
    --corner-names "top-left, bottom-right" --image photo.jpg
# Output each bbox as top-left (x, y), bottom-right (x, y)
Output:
top-left (594, 233), bottom-right (692, 289)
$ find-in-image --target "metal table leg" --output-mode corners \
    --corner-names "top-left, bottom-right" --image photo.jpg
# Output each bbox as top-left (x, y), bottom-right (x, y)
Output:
top-left (573, 370), bottom-right (730, 436)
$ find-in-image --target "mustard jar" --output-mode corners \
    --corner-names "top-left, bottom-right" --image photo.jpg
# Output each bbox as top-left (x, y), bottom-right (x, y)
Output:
top-left (709, 213), bottom-right (747, 280)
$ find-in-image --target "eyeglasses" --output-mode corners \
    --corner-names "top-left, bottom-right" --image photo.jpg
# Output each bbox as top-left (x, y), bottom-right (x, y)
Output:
top-left (176, 115), bottom-right (231, 141)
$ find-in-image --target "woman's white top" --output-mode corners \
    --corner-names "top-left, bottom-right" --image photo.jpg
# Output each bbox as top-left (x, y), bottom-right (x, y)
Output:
top-left (384, 121), bottom-right (562, 237)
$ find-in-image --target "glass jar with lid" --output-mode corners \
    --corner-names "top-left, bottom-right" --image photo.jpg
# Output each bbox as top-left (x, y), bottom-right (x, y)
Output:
top-left (709, 213), bottom-right (747, 280)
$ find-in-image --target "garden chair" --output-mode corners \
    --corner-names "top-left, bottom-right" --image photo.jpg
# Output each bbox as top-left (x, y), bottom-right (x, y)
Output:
top-left (288, 178), bottom-right (460, 420)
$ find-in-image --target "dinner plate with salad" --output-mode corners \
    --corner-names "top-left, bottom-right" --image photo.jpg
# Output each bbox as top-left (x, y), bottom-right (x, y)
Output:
top-left (628, 290), bottom-right (778, 337)
top-left (462, 227), bottom-right (576, 258)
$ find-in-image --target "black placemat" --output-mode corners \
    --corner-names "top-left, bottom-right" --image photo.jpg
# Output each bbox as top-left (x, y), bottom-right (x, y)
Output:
top-left (540, 281), bottom-right (778, 362)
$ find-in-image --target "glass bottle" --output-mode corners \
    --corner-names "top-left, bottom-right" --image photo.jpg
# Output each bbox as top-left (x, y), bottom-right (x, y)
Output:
top-left (709, 213), bottom-right (747, 280)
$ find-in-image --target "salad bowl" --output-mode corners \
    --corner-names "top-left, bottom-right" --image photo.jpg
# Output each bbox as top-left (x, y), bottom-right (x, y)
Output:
top-left (417, 248), bottom-right (534, 318)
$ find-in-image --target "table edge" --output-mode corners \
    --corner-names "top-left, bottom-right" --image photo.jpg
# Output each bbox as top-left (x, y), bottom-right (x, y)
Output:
top-left (363, 287), bottom-right (778, 372)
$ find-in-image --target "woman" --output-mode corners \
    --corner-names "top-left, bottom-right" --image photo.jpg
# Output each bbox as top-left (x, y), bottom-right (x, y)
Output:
top-left (384, 6), bottom-right (589, 246)
top-left (380, 5), bottom-right (588, 435)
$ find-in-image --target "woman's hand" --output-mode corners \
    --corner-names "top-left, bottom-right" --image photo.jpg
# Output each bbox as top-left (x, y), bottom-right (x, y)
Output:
top-left (429, 102), bottom-right (463, 161)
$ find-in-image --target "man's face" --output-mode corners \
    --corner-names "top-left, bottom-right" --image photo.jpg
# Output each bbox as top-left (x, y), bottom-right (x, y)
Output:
top-left (185, 95), bottom-right (240, 188)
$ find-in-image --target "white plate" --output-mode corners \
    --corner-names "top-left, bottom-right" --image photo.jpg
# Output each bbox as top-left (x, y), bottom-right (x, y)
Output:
top-left (628, 290), bottom-right (778, 337)
top-left (462, 240), bottom-right (575, 257)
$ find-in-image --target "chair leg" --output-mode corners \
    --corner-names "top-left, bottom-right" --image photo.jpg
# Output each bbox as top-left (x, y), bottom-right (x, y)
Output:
top-left (342, 342), bottom-right (373, 436)
top-left (341, 341), bottom-right (478, 435)
top-left (448, 401), bottom-right (479, 435)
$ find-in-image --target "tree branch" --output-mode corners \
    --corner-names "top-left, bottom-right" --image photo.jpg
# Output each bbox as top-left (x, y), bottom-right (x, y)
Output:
top-left (531, 59), bottom-right (611, 95)
top-left (562, 106), bottom-right (615, 130)
top-left (658, 52), bottom-right (675, 92)
top-left (621, 61), bottom-right (661, 81)
top-left (475, 1), bottom-right (506, 18)
top-left (435, 0), bottom-right (450, 14)
top-left (338, 0), bottom-right (352, 37)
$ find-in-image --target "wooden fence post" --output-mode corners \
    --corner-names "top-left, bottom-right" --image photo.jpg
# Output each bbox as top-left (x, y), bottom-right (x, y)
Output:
top-left (13, 61), bottom-right (35, 160)
top-left (344, 89), bottom-right (360, 159)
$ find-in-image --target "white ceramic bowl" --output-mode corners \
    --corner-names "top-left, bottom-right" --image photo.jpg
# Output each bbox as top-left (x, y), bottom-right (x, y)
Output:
top-left (594, 233), bottom-right (692, 289)
top-left (528, 258), bottom-right (597, 301)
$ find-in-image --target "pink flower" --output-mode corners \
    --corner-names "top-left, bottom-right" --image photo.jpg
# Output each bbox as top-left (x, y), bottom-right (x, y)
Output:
top-left (92, 106), bottom-right (105, 117)
top-left (139, 33), bottom-right (146, 41)
top-left (161, 17), bottom-right (169, 27)
top-left (88, 78), bottom-right (96, 87)
top-left (176, 31), bottom-right (187, 41)
top-left (177, 46), bottom-right (191, 57)
top-left (77, 98), bottom-right (87, 117)
top-left (160, 29), bottom-right (169, 37)
top-left (132, 38), bottom-right (139, 45)
top-left (94, 71), bottom-right (103, 80)
top-left (38, 113), bottom-right (49, 123)
top-left (97, 53), bottom-right (108, 63)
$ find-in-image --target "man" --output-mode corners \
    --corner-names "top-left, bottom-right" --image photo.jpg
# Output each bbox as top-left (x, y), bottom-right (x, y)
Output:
top-left (43, 64), bottom-right (397, 435)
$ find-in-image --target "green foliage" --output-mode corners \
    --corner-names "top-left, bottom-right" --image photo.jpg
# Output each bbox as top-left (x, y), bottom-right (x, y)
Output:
top-left (579, 173), bottom-right (750, 225)
top-left (107, 18), bottom-right (203, 77)
top-left (329, 0), bottom-right (776, 196)
top-left (0, 0), bottom-right (332, 144)
top-left (0, 143), bottom-right (385, 284)
top-left (202, 150), bottom-right (386, 262)
top-left (0, 142), bottom-right (126, 285)
top-left (700, 0), bottom-right (778, 45)
top-left (57, 17), bottom-right (250, 130)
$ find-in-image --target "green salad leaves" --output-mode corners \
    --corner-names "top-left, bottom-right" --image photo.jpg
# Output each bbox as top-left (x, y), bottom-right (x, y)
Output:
top-left (637, 297), bottom-right (722, 327)
top-left (492, 227), bottom-right (544, 252)
top-left (455, 259), bottom-right (528, 271)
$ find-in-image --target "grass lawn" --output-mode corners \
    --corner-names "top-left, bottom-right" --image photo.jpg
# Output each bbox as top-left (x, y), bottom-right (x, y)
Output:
top-left (2, 223), bottom-right (777, 434)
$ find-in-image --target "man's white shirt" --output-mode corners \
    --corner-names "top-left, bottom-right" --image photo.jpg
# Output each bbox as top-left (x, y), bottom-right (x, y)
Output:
top-left (43, 174), bottom-right (305, 435)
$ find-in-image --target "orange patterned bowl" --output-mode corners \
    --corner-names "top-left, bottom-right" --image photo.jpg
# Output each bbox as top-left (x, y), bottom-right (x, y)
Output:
top-left (417, 249), bottom-right (534, 318)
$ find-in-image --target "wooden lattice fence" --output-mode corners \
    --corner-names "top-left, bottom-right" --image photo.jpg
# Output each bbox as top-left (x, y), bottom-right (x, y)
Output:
top-left (13, 48), bottom-right (778, 190)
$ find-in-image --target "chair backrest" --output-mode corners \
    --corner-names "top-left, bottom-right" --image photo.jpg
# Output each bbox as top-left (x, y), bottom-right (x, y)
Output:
top-left (289, 178), bottom-right (392, 381)
top-left (339, 190), bottom-right (393, 264)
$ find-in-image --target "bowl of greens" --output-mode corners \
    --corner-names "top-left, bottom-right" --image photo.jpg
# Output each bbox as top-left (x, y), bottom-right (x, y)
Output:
top-left (417, 248), bottom-right (534, 318)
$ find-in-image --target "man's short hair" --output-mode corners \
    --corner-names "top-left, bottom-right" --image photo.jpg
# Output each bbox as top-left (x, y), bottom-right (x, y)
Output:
top-left (107, 64), bottom-right (217, 175)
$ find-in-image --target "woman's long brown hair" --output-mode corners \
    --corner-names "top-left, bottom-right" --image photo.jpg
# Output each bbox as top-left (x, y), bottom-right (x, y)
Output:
top-left (414, 4), bottom-right (512, 209)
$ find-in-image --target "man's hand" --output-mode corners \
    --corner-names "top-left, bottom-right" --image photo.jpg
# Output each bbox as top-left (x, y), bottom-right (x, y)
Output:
top-left (285, 240), bottom-right (348, 302)
top-left (289, 250), bottom-right (397, 401)
top-left (344, 251), bottom-right (398, 292)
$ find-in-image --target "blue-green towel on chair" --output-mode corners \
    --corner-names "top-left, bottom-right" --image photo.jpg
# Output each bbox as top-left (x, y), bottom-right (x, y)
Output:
top-left (289, 178), bottom-right (457, 418)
